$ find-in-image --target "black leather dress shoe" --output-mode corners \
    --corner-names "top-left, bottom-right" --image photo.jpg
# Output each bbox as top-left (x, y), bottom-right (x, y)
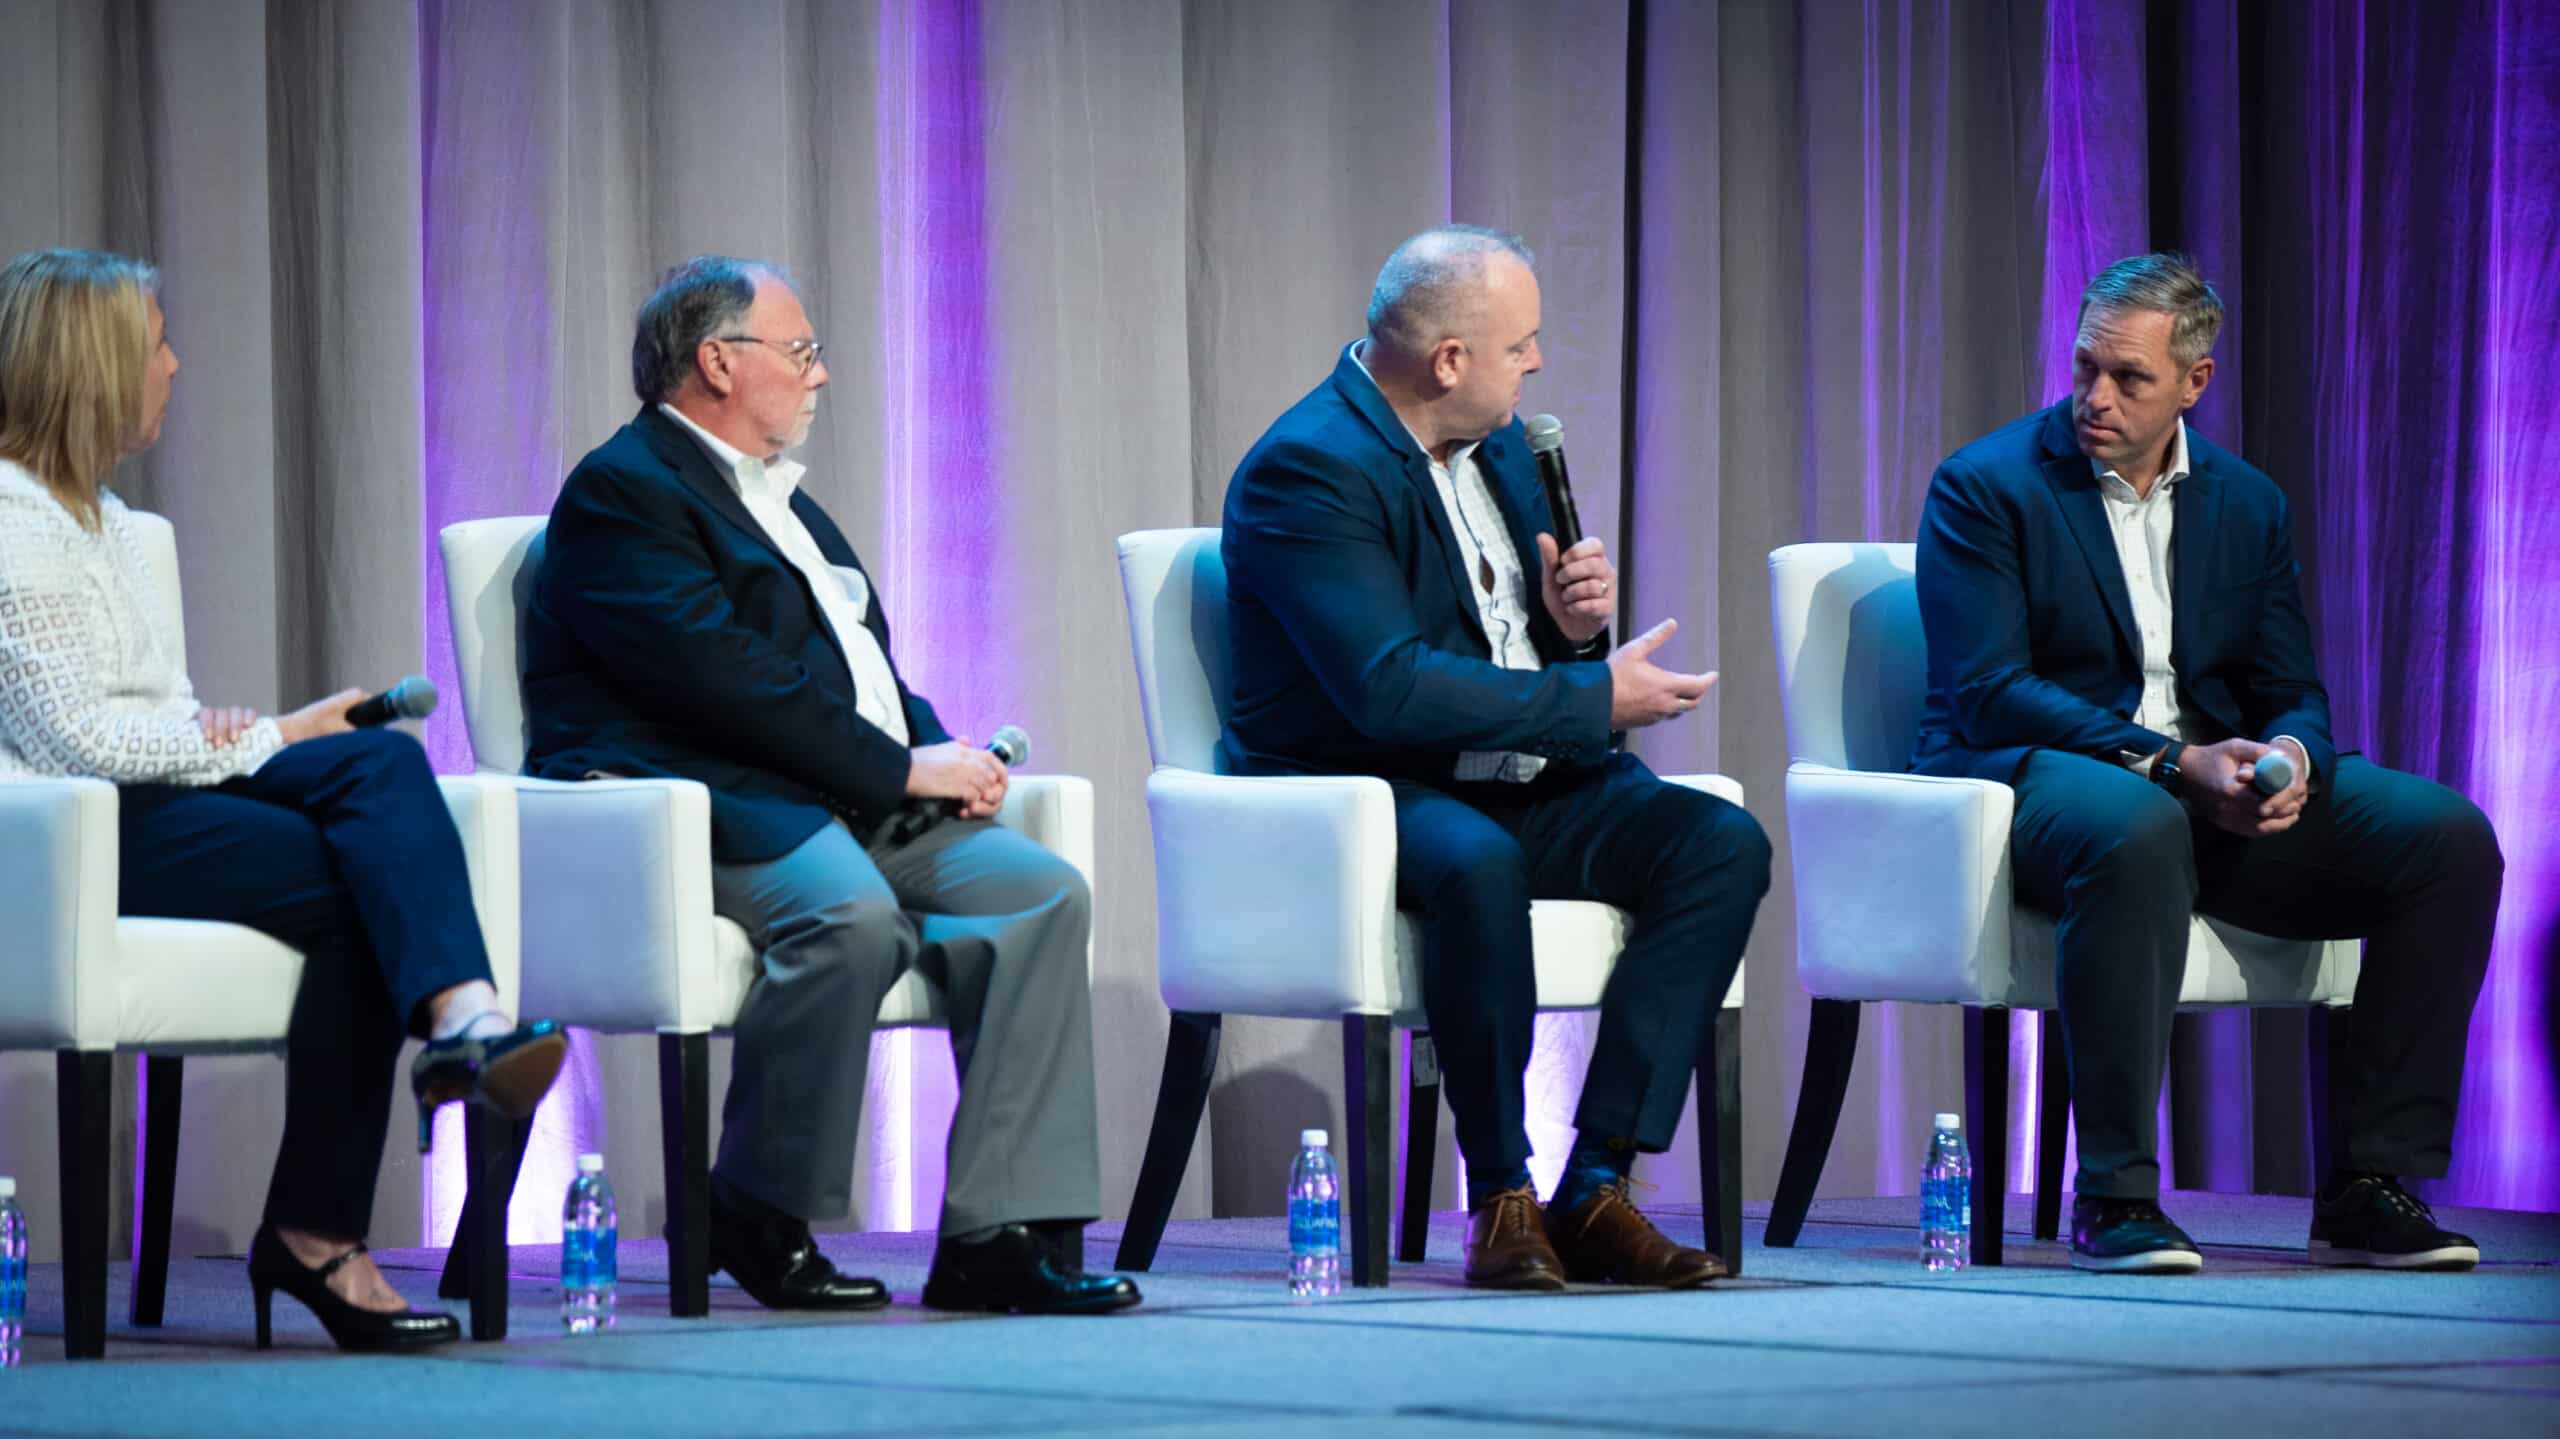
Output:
top-left (706, 1184), bottom-right (890, 1311)
top-left (2070, 1195), bottom-right (2203, 1273)
top-left (922, 1224), bottom-right (1142, 1314)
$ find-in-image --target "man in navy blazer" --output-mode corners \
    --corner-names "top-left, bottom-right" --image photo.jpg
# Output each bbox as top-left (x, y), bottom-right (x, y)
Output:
top-left (1914, 253), bottom-right (2502, 1274)
top-left (523, 256), bottom-right (1138, 1316)
top-left (1224, 226), bottom-right (1772, 1291)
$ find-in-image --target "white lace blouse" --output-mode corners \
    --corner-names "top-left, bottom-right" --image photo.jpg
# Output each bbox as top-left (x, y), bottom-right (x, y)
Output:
top-left (0, 458), bottom-right (282, 784)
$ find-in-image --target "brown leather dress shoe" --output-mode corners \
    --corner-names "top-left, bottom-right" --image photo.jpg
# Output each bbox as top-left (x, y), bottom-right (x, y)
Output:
top-left (1546, 1179), bottom-right (1726, 1288)
top-left (1464, 1184), bottom-right (1568, 1291)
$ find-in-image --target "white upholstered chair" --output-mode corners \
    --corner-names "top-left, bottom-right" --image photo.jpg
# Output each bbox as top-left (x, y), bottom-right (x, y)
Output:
top-left (0, 510), bottom-right (524, 1356)
top-left (1763, 542), bottom-right (2358, 1263)
top-left (436, 515), bottom-right (1095, 1314)
top-left (1111, 528), bottom-right (1749, 1286)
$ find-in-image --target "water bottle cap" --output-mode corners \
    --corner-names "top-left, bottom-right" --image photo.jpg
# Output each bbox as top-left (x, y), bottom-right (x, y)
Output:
top-left (1300, 1128), bottom-right (1329, 1149)
top-left (0, 1176), bottom-right (13, 1198)
top-left (1934, 1113), bottom-right (1961, 1130)
top-left (577, 1153), bottom-right (605, 1173)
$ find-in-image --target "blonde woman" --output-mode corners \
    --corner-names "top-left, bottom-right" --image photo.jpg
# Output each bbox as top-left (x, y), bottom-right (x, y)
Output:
top-left (0, 249), bottom-right (567, 1351)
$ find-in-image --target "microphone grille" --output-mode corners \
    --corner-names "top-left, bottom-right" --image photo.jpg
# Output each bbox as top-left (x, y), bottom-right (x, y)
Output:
top-left (1523, 413), bottom-right (1564, 454)
top-left (390, 674), bottom-right (440, 720)
top-left (988, 724), bottom-right (1031, 768)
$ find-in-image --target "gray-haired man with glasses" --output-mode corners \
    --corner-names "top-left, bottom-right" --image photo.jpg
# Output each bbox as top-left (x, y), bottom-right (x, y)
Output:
top-left (522, 255), bottom-right (1139, 1316)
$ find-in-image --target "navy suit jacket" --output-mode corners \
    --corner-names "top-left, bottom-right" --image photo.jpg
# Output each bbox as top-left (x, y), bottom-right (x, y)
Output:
top-left (1219, 344), bottom-right (1615, 781)
top-left (521, 405), bottom-right (950, 863)
top-left (1911, 400), bottom-right (2334, 785)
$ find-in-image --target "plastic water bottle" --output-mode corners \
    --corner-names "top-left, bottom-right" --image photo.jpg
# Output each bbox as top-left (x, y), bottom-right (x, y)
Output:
top-left (1922, 1112), bottom-right (1972, 1273)
top-left (0, 1177), bottom-right (24, 1366)
top-left (560, 1154), bottom-right (617, 1332)
top-left (1287, 1128), bottom-right (1342, 1300)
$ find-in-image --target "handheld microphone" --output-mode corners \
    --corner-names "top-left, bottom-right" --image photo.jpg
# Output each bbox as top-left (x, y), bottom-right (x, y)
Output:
top-left (1523, 413), bottom-right (1581, 547)
top-left (882, 725), bottom-right (1031, 844)
top-left (2251, 749), bottom-right (2296, 796)
top-left (346, 675), bottom-right (438, 728)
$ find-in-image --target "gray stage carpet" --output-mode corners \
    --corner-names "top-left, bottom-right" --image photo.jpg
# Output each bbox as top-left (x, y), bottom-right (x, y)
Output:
top-left (2, 1189), bottom-right (2553, 1437)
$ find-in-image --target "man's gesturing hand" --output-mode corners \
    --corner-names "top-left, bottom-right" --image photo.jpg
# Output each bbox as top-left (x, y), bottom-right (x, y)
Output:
top-left (2180, 737), bottom-right (2306, 838)
top-left (906, 737), bottom-right (1008, 819)
top-left (1536, 533), bottom-right (1614, 646)
top-left (1608, 619), bottom-right (1715, 729)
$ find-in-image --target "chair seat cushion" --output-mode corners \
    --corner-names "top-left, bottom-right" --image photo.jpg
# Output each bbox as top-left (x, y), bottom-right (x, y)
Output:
top-left (1388, 900), bottom-right (1746, 1025)
top-left (115, 917), bottom-right (303, 1050)
top-left (707, 916), bottom-right (948, 1032)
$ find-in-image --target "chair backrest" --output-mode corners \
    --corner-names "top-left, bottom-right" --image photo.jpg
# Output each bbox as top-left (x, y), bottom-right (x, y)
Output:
top-left (1114, 528), bottom-right (1230, 773)
top-left (437, 516), bottom-right (548, 774)
top-left (128, 511), bottom-right (185, 664)
top-left (1767, 542), bottom-right (1928, 772)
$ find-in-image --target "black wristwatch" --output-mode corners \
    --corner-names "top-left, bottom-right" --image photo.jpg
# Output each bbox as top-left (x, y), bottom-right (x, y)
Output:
top-left (2150, 741), bottom-right (2186, 796)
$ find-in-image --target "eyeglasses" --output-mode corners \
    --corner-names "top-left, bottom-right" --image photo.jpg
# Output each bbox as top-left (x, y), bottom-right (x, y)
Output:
top-left (715, 334), bottom-right (827, 375)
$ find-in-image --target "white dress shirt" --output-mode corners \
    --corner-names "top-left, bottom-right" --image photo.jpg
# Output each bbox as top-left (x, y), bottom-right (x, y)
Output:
top-left (2094, 421), bottom-right (2306, 782)
top-left (657, 405), bottom-right (909, 747)
top-left (1349, 344), bottom-right (1544, 782)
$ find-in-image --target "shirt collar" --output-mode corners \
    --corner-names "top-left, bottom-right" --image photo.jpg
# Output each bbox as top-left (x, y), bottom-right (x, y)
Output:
top-left (658, 403), bottom-right (806, 499)
top-left (1348, 341), bottom-right (1481, 472)
top-left (2091, 418), bottom-right (2190, 499)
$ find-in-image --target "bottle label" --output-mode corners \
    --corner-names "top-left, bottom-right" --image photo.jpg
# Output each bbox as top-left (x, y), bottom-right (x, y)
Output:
top-left (563, 1223), bottom-right (616, 1290)
top-left (1288, 1195), bottom-right (1339, 1254)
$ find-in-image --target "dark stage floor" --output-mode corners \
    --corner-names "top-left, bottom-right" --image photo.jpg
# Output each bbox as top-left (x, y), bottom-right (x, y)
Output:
top-left (2, 1189), bottom-right (2554, 1436)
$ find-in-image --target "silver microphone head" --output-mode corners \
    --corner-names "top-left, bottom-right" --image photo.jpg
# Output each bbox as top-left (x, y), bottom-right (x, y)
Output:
top-left (387, 674), bottom-right (439, 720)
top-left (1523, 413), bottom-right (1565, 454)
top-left (2251, 749), bottom-right (2295, 795)
top-left (987, 724), bottom-right (1031, 768)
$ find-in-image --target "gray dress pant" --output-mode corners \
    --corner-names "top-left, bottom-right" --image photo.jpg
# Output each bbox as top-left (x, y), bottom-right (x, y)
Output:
top-left (709, 813), bottom-right (1098, 1234)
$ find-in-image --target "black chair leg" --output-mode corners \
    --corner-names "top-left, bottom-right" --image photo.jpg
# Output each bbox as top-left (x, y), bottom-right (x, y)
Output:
top-left (2307, 1004), bottom-right (2347, 1187)
top-left (1766, 998), bottom-right (1860, 1247)
top-left (1963, 1006), bottom-right (2013, 1266)
top-left (435, 1108), bottom-right (532, 1338)
top-left (1114, 1010), bottom-right (1221, 1273)
top-left (1342, 1014), bottom-right (1392, 1288)
top-left (659, 1032), bottom-right (711, 1317)
top-left (128, 1054), bottom-right (183, 1327)
top-left (1697, 1006), bottom-right (1744, 1275)
top-left (1396, 1032), bottom-right (1439, 1264)
top-left (2034, 1010), bottom-right (2069, 1241)
top-left (56, 1049), bottom-right (111, 1359)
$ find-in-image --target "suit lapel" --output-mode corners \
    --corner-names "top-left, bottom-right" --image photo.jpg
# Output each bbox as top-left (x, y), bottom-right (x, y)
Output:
top-left (1330, 347), bottom-right (1489, 648)
top-left (2168, 449), bottom-right (2222, 676)
top-left (1480, 432), bottom-right (1547, 578)
top-left (635, 407), bottom-right (788, 563)
top-left (2036, 405), bottom-right (2142, 662)
top-left (635, 406), bottom-right (859, 677)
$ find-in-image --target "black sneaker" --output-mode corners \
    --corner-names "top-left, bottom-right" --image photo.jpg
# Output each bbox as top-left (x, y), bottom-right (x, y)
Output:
top-left (2069, 1196), bottom-right (2204, 1273)
top-left (2310, 1175), bottom-right (2480, 1271)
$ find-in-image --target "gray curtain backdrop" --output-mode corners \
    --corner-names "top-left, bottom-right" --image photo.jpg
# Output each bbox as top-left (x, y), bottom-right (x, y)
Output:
top-left (5, 0), bottom-right (2543, 1263)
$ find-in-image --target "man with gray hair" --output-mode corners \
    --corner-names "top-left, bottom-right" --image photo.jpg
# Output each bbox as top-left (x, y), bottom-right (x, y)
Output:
top-left (522, 255), bottom-right (1139, 1315)
top-left (1221, 225), bottom-right (1772, 1291)
top-left (1913, 251), bottom-right (2502, 1274)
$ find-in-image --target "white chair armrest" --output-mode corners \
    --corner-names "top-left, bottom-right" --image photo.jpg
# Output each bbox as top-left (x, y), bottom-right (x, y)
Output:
top-left (434, 775), bottom-right (522, 1002)
top-left (498, 773), bottom-right (722, 1032)
top-left (1147, 768), bottom-right (1399, 1017)
top-left (0, 778), bottom-right (119, 1048)
top-left (1785, 761), bottom-right (2019, 1003)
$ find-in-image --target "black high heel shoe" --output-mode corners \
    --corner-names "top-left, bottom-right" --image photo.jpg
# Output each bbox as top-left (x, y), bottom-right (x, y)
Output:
top-left (410, 1018), bottom-right (569, 1151)
top-left (248, 1226), bottom-right (460, 1352)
